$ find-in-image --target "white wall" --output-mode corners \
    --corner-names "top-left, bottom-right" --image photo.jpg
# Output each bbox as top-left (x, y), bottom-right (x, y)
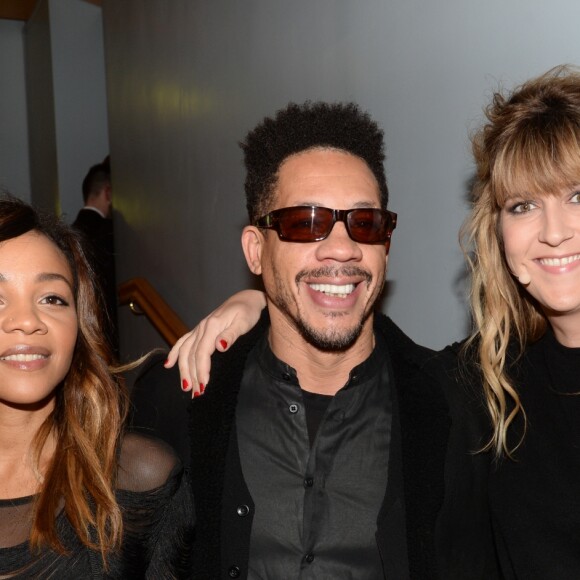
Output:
top-left (102, 0), bottom-right (580, 355)
top-left (0, 20), bottom-right (31, 201)
top-left (24, 0), bottom-right (58, 212)
top-left (49, 0), bottom-right (109, 222)
top-left (24, 0), bottom-right (109, 219)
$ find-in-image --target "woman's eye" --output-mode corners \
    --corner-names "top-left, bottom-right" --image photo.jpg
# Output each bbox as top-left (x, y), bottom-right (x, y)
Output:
top-left (570, 191), bottom-right (580, 203)
top-left (508, 200), bottom-right (536, 214)
top-left (41, 295), bottom-right (69, 306)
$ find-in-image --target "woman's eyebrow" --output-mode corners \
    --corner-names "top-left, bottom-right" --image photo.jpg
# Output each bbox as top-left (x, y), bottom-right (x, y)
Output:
top-left (36, 272), bottom-right (74, 290)
top-left (0, 272), bottom-right (73, 289)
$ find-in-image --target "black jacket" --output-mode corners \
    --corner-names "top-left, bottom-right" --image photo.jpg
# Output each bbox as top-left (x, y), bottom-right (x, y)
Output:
top-left (72, 208), bottom-right (118, 354)
top-left (185, 313), bottom-right (499, 579)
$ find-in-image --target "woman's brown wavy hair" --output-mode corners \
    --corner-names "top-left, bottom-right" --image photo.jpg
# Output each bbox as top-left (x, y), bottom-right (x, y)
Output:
top-left (0, 195), bottom-right (128, 563)
top-left (462, 65), bottom-right (580, 458)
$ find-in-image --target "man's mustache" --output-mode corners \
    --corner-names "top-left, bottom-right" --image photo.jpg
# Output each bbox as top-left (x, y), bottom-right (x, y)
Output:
top-left (295, 266), bottom-right (372, 284)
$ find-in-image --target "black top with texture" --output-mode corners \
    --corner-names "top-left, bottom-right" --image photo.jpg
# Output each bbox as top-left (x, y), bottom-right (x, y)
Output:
top-left (0, 432), bottom-right (194, 579)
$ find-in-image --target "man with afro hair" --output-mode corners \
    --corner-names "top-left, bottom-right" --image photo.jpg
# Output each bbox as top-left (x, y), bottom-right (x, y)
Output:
top-left (161, 101), bottom-right (498, 579)
top-left (242, 101), bottom-right (389, 221)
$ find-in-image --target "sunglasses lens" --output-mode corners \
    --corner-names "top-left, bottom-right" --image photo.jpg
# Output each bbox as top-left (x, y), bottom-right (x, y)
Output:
top-left (277, 207), bottom-right (333, 241)
top-left (263, 206), bottom-right (395, 244)
top-left (347, 209), bottom-right (391, 243)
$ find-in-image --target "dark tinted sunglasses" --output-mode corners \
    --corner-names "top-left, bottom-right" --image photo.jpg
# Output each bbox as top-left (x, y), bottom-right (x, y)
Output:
top-left (254, 206), bottom-right (397, 245)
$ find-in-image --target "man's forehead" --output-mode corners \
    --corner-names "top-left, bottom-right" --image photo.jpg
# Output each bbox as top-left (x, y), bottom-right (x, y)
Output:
top-left (278, 145), bottom-right (366, 168)
top-left (274, 148), bottom-right (381, 207)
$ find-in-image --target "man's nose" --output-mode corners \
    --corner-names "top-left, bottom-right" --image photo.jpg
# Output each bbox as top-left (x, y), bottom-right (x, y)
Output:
top-left (314, 221), bottom-right (363, 262)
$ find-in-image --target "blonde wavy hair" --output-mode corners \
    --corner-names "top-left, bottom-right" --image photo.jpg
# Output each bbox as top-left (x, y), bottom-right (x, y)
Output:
top-left (0, 196), bottom-right (128, 565)
top-left (462, 65), bottom-right (580, 458)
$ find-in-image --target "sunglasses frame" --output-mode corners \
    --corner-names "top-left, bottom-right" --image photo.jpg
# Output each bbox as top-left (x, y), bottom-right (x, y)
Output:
top-left (254, 205), bottom-right (398, 245)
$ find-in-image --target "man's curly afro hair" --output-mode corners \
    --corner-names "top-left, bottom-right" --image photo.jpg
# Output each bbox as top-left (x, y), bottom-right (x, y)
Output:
top-left (240, 101), bottom-right (389, 222)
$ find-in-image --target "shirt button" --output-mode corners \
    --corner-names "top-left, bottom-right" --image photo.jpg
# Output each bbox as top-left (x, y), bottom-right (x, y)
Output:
top-left (228, 565), bottom-right (241, 578)
top-left (282, 372), bottom-right (292, 381)
top-left (236, 504), bottom-right (250, 517)
top-left (289, 403), bottom-right (299, 414)
top-left (304, 477), bottom-right (314, 488)
top-left (304, 553), bottom-right (315, 564)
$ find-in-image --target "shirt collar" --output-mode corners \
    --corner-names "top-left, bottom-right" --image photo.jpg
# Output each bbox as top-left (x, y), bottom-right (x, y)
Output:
top-left (255, 331), bottom-right (385, 391)
top-left (82, 205), bottom-right (106, 219)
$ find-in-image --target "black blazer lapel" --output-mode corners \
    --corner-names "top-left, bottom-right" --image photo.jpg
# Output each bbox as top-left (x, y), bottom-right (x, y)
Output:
top-left (375, 315), bottom-right (450, 580)
top-left (376, 354), bottom-right (410, 579)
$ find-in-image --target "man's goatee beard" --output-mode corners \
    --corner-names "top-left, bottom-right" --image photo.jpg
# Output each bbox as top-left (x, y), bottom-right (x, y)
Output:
top-left (295, 314), bottom-right (366, 352)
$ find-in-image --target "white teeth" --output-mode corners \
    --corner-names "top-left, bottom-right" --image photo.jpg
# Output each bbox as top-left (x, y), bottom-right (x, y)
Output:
top-left (1, 354), bottom-right (47, 362)
top-left (309, 283), bottom-right (356, 298)
top-left (539, 254), bottom-right (580, 267)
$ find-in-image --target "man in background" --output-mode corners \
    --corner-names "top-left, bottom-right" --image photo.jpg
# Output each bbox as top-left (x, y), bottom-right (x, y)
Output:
top-left (73, 157), bottom-right (118, 356)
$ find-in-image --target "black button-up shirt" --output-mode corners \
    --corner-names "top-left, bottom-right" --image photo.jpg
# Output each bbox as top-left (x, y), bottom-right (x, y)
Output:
top-left (235, 334), bottom-right (392, 579)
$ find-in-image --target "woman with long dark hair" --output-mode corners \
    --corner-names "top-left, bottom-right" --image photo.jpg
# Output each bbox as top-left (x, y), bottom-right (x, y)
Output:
top-left (0, 196), bottom-right (192, 578)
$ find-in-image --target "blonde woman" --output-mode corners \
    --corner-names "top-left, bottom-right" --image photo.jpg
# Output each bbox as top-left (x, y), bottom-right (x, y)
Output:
top-left (462, 65), bottom-right (580, 578)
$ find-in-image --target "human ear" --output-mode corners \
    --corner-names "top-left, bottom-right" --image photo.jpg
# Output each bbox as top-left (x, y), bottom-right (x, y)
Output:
top-left (241, 226), bottom-right (264, 275)
top-left (517, 267), bottom-right (531, 285)
top-left (506, 258), bottom-right (531, 285)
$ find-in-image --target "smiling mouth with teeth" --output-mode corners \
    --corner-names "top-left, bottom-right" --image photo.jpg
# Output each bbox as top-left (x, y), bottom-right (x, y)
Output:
top-left (308, 283), bottom-right (356, 298)
top-left (538, 254), bottom-right (580, 267)
top-left (1, 354), bottom-right (48, 362)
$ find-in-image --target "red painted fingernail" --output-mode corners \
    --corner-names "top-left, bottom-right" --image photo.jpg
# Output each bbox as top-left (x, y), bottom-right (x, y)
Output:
top-left (220, 339), bottom-right (228, 350)
top-left (182, 379), bottom-right (189, 390)
top-left (164, 358), bottom-right (169, 366)
top-left (200, 383), bottom-right (205, 394)
top-left (193, 391), bottom-right (200, 398)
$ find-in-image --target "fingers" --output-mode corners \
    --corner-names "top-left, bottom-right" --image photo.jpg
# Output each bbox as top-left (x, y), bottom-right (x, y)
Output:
top-left (165, 331), bottom-right (191, 368)
top-left (212, 318), bottom-right (245, 353)
top-left (164, 315), bottom-right (221, 399)
top-left (165, 327), bottom-right (202, 397)
top-left (178, 329), bottom-right (204, 398)
top-left (165, 290), bottom-right (267, 398)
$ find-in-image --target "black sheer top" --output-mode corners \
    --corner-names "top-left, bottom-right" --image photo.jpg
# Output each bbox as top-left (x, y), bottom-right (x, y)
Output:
top-left (0, 432), bottom-right (194, 579)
